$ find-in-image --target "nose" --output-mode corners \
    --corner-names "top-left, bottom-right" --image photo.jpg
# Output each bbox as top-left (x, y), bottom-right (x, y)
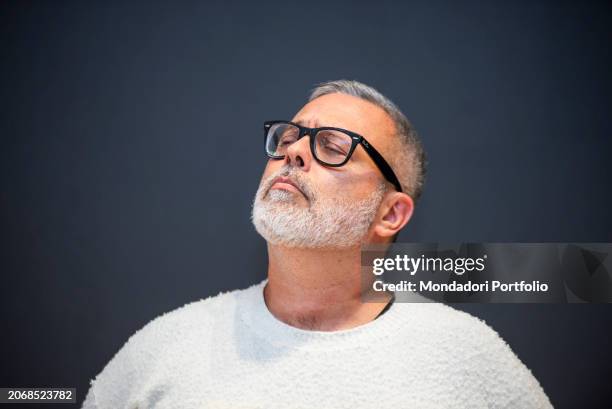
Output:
top-left (284, 132), bottom-right (312, 170)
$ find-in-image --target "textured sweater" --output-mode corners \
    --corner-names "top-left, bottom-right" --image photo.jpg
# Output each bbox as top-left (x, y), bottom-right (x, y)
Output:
top-left (82, 279), bottom-right (553, 408)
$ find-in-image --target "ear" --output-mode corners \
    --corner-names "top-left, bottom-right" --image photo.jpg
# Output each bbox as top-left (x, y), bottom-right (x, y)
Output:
top-left (373, 193), bottom-right (414, 239)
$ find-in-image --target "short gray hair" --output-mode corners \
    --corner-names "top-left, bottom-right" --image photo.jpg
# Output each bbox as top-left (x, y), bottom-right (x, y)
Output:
top-left (308, 79), bottom-right (426, 201)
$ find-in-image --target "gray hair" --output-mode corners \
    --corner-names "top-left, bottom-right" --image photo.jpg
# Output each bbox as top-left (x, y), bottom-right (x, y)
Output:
top-left (308, 79), bottom-right (426, 201)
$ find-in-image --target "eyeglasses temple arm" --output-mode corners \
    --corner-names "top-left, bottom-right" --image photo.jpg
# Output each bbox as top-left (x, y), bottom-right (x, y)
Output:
top-left (360, 139), bottom-right (403, 193)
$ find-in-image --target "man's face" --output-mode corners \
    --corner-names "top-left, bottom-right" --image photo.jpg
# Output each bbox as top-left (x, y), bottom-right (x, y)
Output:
top-left (251, 93), bottom-right (397, 248)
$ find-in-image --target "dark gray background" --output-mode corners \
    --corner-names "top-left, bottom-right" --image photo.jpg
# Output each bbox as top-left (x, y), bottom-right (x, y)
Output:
top-left (1, 1), bottom-right (611, 408)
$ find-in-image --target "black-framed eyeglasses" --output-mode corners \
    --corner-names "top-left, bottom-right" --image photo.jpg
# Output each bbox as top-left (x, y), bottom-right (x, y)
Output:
top-left (264, 120), bottom-right (403, 192)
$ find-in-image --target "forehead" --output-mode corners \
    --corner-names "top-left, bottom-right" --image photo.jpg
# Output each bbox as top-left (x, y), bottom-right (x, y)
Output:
top-left (291, 93), bottom-right (396, 149)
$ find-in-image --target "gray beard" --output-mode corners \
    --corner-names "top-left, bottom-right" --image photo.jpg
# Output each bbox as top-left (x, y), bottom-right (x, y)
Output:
top-left (251, 170), bottom-right (387, 249)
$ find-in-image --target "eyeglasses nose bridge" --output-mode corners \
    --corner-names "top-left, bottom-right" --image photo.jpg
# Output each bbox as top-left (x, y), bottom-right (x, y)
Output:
top-left (298, 126), bottom-right (313, 140)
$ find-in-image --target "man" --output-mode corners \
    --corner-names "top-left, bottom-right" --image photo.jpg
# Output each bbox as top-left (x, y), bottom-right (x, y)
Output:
top-left (82, 80), bottom-right (553, 408)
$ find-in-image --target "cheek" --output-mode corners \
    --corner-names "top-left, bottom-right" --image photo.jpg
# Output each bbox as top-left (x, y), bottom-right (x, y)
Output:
top-left (324, 164), bottom-right (380, 198)
top-left (313, 169), bottom-right (362, 201)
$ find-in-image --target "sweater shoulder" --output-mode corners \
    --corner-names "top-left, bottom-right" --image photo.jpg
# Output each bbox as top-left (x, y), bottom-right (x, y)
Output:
top-left (83, 281), bottom-right (263, 408)
top-left (105, 282), bottom-right (258, 358)
top-left (419, 303), bottom-right (518, 355)
top-left (390, 302), bottom-right (552, 408)
top-left (393, 301), bottom-right (502, 342)
top-left (389, 302), bottom-right (520, 365)
top-left (133, 285), bottom-right (239, 338)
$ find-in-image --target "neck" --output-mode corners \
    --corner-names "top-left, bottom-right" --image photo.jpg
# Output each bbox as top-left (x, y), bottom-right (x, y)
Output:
top-left (264, 242), bottom-right (392, 331)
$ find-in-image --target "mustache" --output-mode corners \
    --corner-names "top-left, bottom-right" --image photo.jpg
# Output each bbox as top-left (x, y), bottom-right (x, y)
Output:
top-left (263, 165), bottom-right (314, 199)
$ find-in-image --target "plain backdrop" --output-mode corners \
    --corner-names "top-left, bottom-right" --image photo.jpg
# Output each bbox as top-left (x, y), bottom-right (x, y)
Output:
top-left (1, 1), bottom-right (611, 408)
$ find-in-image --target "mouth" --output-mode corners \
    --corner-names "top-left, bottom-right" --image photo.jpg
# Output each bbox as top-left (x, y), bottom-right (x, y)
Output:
top-left (269, 176), bottom-right (305, 197)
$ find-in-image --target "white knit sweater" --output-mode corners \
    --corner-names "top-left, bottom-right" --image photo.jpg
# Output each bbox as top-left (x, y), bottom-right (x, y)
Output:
top-left (82, 279), bottom-right (553, 408)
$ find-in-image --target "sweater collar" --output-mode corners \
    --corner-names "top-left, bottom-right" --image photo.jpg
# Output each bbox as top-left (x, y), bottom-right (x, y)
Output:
top-left (237, 278), bottom-right (403, 350)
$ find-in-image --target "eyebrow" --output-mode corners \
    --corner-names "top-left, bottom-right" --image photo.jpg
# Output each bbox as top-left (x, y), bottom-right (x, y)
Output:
top-left (293, 119), bottom-right (322, 128)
